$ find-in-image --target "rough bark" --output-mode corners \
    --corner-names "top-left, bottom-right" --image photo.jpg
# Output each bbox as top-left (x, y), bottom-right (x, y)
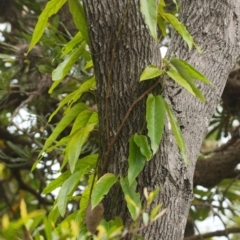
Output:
top-left (83, 1), bottom-right (240, 239)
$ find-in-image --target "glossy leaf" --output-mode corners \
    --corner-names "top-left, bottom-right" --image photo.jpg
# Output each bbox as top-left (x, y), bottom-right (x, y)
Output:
top-left (91, 173), bottom-right (118, 209)
top-left (167, 69), bottom-right (195, 96)
top-left (170, 59), bottom-right (205, 102)
top-left (133, 134), bottom-right (152, 161)
top-left (68, 0), bottom-right (90, 44)
top-left (57, 169), bottom-right (88, 216)
top-left (140, 65), bottom-right (162, 81)
top-left (159, 4), bottom-right (200, 53)
top-left (140, 0), bottom-right (158, 40)
top-left (28, 0), bottom-right (67, 52)
top-left (164, 100), bottom-right (189, 164)
top-left (170, 58), bottom-right (212, 84)
top-left (128, 136), bottom-right (146, 185)
top-left (146, 94), bottom-right (165, 154)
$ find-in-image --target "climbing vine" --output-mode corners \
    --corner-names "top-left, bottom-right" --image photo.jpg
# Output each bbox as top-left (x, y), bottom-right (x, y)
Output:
top-left (1, 0), bottom-right (212, 239)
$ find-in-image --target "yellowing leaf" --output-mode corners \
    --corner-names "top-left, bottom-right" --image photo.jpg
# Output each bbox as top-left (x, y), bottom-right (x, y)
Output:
top-left (20, 198), bottom-right (27, 219)
top-left (120, 178), bottom-right (141, 220)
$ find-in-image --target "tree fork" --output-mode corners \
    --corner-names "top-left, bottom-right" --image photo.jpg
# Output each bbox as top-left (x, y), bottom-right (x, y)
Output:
top-left (83, 0), bottom-right (240, 239)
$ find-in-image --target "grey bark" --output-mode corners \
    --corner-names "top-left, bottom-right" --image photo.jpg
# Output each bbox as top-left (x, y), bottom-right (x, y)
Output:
top-left (83, 0), bottom-right (240, 239)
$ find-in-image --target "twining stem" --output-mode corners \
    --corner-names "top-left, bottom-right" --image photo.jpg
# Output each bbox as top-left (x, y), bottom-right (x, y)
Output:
top-left (105, 1), bottom-right (130, 146)
top-left (100, 77), bottom-right (162, 177)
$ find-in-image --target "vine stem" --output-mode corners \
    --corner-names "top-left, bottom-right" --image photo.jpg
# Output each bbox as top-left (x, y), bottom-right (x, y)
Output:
top-left (105, 1), bottom-right (130, 146)
top-left (100, 76), bottom-right (162, 177)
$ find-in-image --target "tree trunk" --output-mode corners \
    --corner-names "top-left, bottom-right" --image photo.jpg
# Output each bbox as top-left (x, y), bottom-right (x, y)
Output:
top-left (83, 1), bottom-right (240, 239)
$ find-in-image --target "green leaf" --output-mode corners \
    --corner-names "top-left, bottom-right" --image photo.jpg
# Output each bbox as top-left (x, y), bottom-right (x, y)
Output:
top-left (49, 77), bottom-right (95, 121)
top-left (128, 136), bottom-right (146, 185)
top-left (140, 65), bottom-right (162, 81)
top-left (68, 0), bottom-right (90, 44)
top-left (61, 32), bottom-right (84, 57)
top-left (125, 195), bottom-right (140, 220)
top-left (50, 45), bottom-right (85, 93)
top-left (91, 173), bottom-right (118, 209)
top-left (167, 69), bottom-right (195, 96)
top-left (6, 141), bottom-right (29, 159)
top-left (33, 103), bottom-right (87, 170)
top-left (71, 110), bottom-right (98, 134)
top-left (57, 168), bottom-right (88, 216)
top-left (150, 204), bottom-right (161, 220)
top-left (120, 177), bottom-right (141, 220)
top-left (146, 94), bottom-right (165, 154)
top-left (84, 60), bottom-right (93, 69)
top-left (28, 0), bottom-right (67, 52)
top-left (133, 134), bottom-right (152, 161)
top-left (67, 111), bottom-right (98, 173)
top-left (157, 15), bottom-right (167, 37)
top-left (140, 0), bottom-right (158, 40)
top-left (67, 124), bottom-right (95, 173)
top-left (164, 100), bottom-right (189, 164)
top-left (76, 174), bottom-right (95, 225)
top-left (159, 5), bottom-right (200, 52)
top-left (42, 171), bottom-right (71, 194)
top-left (170, 58), bottom-right (212, 84)
top-left (43, 154), bottom-right (97, 194)
top-left (170, 59), bottom-right (206, 102)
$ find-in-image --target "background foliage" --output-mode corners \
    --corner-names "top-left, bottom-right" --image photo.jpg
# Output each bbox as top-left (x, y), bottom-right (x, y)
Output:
top-left (0, 0), bottom-right (240, 239)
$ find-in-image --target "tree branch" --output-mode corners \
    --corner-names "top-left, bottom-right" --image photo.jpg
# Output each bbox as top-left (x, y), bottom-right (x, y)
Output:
top-left (184, 227), bottom-right (240, 240)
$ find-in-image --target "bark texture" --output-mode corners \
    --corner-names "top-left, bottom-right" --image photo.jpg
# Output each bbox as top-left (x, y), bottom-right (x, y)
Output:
top-left (83, 1), bottom-right (240, 239)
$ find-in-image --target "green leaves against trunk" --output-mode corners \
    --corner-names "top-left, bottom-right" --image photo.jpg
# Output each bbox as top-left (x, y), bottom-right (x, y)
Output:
top-left (140, 0), bottom-right (158, 40)
top-left (140, 65), bottom-right (163, 81)
top-left (146, 94), bottom-right (165, 155)
top-left (128, 136), bottom-right (147, 186)
top-left (158, 0), bottom-right (200, 52)
top-left (91, 173), bottom-right (118, 209)
top-left (167, 58), bottom-right (211, 102)
top-left (164, 100), bottom-right (189, 164)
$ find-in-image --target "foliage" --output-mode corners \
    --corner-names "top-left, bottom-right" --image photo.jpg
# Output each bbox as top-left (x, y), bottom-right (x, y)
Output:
top-left (0, 0), bottom-right (240, 239)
